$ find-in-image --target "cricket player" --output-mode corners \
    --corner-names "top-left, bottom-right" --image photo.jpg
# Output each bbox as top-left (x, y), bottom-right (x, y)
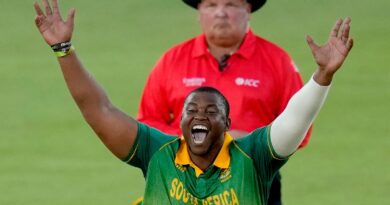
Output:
top-left (138, 1), bottom-right (310, 204)
top-left (33, 0), bottom-right (353, 204)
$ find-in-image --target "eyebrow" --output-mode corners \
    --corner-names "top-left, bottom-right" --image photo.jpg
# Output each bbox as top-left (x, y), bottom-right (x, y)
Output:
top-left (186, 102), bottom-right (221, 109)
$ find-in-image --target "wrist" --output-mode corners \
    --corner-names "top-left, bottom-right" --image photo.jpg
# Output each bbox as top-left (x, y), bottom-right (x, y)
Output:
top-left (313, 69), bottom-right (333, 86)
top-left (51, 41), bottom-right (75, 57)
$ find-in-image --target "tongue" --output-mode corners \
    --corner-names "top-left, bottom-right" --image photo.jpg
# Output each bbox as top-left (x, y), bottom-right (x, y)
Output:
top-left (193, 132), bottom-right (207, 144)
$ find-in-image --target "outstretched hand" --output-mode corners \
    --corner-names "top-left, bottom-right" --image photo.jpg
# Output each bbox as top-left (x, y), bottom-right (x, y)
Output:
top-left (34, 0), bottom-right (75, 45)
top-left (307, 17), bottom-right (354, 85)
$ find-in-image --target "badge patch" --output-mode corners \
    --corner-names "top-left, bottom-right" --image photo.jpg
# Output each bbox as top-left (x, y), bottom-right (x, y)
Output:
top-left (219, 167), bottom-right (232, 182)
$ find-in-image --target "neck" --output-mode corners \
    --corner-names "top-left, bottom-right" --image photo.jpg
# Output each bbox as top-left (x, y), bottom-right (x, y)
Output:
top-left (206, 28), bottom-right (249, 61)
top-left (208, 42), bottom-right (240, 62)
top-left (190, 155), bottom-right (215, 171)
top-left (189, 141), bottom-right (224, 171)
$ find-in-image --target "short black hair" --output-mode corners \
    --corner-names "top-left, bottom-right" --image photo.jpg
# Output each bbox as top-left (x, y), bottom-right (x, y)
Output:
top-left (186, 86), bottom-right (230, 117)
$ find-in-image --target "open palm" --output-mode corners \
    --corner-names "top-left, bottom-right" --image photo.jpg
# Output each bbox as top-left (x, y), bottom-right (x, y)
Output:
top-left (34, 0), bottom-right (75, 45)
top-left (307, 18), bottom-right (354, 75)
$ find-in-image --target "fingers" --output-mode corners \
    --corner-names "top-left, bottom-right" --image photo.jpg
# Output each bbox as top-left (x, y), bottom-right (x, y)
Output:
top-left (34, 15), bottom-right (45, 27)
top-left (346, 38), bottom-right (354, 52)
top-left (330, 17), bottom-right (353, 51)
top-left (341, 25), bottom-right (350, 44)
top-left (340, 17), bottom-right (351, 44)
top-left (329, 18), bottom-right (343, 38)
top-left (342, 16), bottom-right (351, 27)
top-left (52, 0), bottom-right (62, 19)
top-left (34, 1), bottom-right (46, 28)
top-left (66, 8), bottom-right (76, 28)
top-left (42, 0), bottom-right (53, 16)
top-left (34, 1), bottom-right (44, 16)
top-left (306, 35), bottom-right (319, 51)
top-left (35, 0), bottom-right (65, 22)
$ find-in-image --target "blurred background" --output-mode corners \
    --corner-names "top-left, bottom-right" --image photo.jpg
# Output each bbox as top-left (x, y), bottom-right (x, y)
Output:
top-left (0, 0), bottom-right (389, 204)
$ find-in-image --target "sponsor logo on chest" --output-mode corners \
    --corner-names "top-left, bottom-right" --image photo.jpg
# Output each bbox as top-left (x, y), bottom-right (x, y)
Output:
top-left (235, 77), bottom-right (260, 88)
top-left (182, 77), bottom-right (206, 87)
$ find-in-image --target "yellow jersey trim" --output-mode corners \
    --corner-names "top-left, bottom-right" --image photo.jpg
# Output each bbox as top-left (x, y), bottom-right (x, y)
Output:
top-left (126, 142), bottom-right (139, 163)
top-left (159, 138), bottom-right (179, 151)
top-left (175, 132), bottom-right (233, 177)
top-left (132, 196), bottom-right (143, 205)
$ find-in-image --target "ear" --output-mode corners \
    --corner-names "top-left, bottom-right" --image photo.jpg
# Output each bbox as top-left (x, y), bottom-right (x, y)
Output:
top-left (225, 118), bottom-right (231, 131)
top-left (245, 2), bottom-right (252, 13)
top-left (245, 3), bottom-right (251, 22)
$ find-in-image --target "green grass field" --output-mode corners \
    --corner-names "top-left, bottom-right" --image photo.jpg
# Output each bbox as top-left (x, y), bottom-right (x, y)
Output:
top-left (1, 0), bottom-right (389, 204)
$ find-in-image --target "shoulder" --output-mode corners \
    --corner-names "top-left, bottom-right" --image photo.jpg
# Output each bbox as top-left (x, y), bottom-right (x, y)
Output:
top-left (161, 35), bottom-right (200, 59)
top-left (137, 122), bottom-right (178, 145)
top-left (252, 34), bottom-right (291, 58)
top-left (231, 126), bottom-right (270, 156)
top-left (236, 126), bottom-right (269, 144)
top-left (250, 33), bottom-right (299, 73)
top-left (151, 35), bottom-right (200, 75)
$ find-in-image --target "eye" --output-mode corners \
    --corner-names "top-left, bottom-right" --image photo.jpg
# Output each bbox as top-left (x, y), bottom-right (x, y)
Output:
top-left (186, 108), bottom-right (197, 114)
top-left (200, 2), bottom-right (217, 9)
top-left (206, 109), bottom-right (218, 115)
top-left (206, 3), bottom-right (217, 8)
top-left (226, 2), bottom-right (234, 7)
top-left (226, 2), bottom-right (239, 7)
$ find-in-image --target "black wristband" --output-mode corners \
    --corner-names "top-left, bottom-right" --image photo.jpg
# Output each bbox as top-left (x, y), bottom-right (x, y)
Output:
top-left (51, 41), bottom-right (72, 52)
top-left (50, 41), bottom-right (75, 57)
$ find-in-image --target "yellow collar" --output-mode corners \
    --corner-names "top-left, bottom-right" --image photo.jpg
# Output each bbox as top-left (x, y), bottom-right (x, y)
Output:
top-left (175, 132), bottom-right (233, 177)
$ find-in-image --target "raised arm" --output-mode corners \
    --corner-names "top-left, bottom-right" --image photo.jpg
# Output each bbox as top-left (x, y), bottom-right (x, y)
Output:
top-left (34, 0), bottom-right (138, 159)
top-left (270, 17), bottom-right (354, 157)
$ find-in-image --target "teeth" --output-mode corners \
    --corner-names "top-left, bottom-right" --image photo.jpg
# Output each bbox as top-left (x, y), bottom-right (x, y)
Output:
top-left (192, 125), bottom-right (208, 131)
top-left (191, 125), bottom-right (208, 144)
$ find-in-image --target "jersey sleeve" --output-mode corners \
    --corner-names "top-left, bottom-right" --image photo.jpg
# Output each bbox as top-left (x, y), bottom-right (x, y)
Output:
top-left (122, 122), bottom-right (177, 176)
top-left (136, 54), bottom-right (179, 135)
top-left (236, 126), bottom-right (288, 182)
top-left (275, 52), bottom-right (312, 148)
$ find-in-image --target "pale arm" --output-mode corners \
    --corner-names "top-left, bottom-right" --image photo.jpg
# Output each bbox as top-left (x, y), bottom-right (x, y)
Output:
top-left (270, 18), bottom-right (354, 157)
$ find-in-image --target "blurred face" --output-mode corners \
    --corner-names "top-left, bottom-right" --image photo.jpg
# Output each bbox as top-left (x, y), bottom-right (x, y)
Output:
top-left (180, 92), bottom-right (231, 157)
top-left (198, 0), bottom-right (251, 47)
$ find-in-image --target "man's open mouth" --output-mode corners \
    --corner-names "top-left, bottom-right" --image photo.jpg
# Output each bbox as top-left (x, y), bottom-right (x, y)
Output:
top-left (191, 125), bottom-right (209, 144)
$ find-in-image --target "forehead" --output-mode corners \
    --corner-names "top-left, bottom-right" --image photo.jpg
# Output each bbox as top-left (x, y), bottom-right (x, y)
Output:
top-left (185, 92), bottom-right (223, 107)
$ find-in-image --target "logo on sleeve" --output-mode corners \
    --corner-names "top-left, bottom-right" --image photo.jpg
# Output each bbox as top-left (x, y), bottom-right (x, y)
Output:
top-left (235, 77), bottom-right (260, 87)
top-left (183, 77), bottom-right (206, 87)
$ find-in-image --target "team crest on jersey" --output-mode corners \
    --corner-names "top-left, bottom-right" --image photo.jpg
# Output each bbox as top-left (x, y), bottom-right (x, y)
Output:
top-left (219, 167), bottom-right (232, 183)
top-left (175, 164), bottom-right (187, 172)
top-left (182, 77), bottom-right (206, 87)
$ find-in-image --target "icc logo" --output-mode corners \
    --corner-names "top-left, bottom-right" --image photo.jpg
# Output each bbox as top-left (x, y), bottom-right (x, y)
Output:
top-left (235, 77), bottom-right (260, 87)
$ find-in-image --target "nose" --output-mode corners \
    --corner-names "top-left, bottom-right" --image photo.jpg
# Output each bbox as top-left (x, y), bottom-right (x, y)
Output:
top-left (194, 112), bottom-right (207, 120)
top-left (215, 5), bottom-right (228, 17)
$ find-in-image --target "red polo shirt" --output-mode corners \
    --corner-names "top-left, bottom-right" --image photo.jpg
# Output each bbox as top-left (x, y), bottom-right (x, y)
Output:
top-left (137, 30), bottom-right (311, 147)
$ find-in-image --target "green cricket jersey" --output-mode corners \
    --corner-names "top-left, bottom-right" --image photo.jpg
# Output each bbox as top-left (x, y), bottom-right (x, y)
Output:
top-left (124, 122), bottom-right (288, 204)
